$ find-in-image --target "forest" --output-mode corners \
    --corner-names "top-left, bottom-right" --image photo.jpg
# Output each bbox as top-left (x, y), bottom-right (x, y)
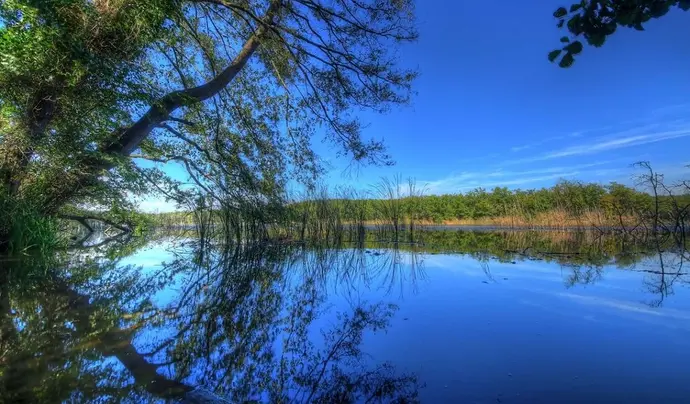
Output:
top-left (287, 179), bottom-right (667, 226)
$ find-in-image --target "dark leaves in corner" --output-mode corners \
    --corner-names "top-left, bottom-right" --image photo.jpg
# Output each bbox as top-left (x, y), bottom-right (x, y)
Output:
top-left (548, 49), bottom-right (562, 62)
top-left (559, 52), bottom-right (575, 68)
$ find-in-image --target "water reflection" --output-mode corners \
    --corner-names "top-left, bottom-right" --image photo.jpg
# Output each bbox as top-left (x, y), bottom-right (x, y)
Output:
top-left (1, 229), bottom-right (689, 403)
top-left (0, 238), bottom-right (422, 403)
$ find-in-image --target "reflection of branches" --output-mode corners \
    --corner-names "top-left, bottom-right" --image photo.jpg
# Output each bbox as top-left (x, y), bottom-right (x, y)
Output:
top-left (643, 250), bottom-right (688, 308)
top-left (279, 294), bottom-right (419, 404)
top-left (562, 263), bottom-right (604, 288)
top-left (142, 243), bottom-right (422, 402)
top-left (477, 252), bottom-right (494, 282)
top-left (631, 163), bottom-right (690, 307)
top-left (8, 227), bottom-right (690, 402)
top-left (68, 231), bottom-right (132, 250)
top-left (1, 240), bottom-right (423, 402)
top-left (298, 247), bottom-right (427, 300)
top-left (0, 264), bottom-right (166, 401)
top-left (59, 213), bottom-right (132, 234)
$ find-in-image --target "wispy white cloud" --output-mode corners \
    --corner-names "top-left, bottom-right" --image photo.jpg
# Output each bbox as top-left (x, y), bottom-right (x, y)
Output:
top-left (422, 162), bottom-right (612, 194)
top-left (484, 161), bottom-right (610, 178)
top-left (507, 106), bottom-right (690, 165)
top-left (510, 144), bottom-right (531, 152)
top-left (455, 171), bottom-right (580, 191)
top-left (557, 292), bottom-right (690, 321)
top-left (542, 129), bottom-right (690, 160)
top-left (508, 125), bottom-right (614, 153)
top-left (422, 172), bottom-right (481, 194)
top-left (421, 109), bottom-right (689, 195)
top-left (508, 127), bottom-right (690, 165)
top-left (422, 161), bottom-right (688, 195)
top-left (509, 130), bottom-right (585, 153)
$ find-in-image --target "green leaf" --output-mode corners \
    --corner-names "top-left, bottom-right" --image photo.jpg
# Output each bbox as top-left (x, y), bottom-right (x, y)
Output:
top-left (564, 40), bottom-right (583, 55)
top-left (548, 49), bottom-right (562, 62)
top-left (557, 19), bottom-right (565, 28)
top-left (633, 22), bottom-right (644, 31)
top-left (650, 5), bottom-right (671, 18)
top-left (567, 14), bottom-right (583, 35)
top-left (553, 7), bottom-right (568, 18)
top-left (617, 15), bottom-right (631, 25)
top-left (604, 22), bottom-right (617, 35)
top-left (560, 36), bottom-right (570, 43)
top-left (587, 33), bottom-right (606, 47)
top-left (569, 4), bottom-right (582, 12)
top-left (559, 52), bottom-right (575, 68)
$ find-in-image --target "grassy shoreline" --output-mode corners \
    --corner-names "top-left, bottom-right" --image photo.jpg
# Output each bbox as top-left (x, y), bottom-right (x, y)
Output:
top-left (349, 210), bottom-right (638, 230)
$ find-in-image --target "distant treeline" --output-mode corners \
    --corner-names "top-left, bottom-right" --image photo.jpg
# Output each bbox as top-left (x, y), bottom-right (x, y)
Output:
top-left (286, 180), bottom-right (689, 227)
top-left (144, 166), bottom-right (690, 245)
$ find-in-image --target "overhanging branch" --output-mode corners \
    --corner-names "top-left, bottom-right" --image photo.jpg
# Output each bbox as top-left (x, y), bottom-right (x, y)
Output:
top-left (59, 214), bottom-right (132, 234)
top-left (103, 0), bottom-right (282, 157)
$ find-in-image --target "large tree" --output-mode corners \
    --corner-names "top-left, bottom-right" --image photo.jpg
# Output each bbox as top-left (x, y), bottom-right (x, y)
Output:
top-left (549, 0), bottom-right (690, 67)
top-left (0, 0), bottom-right (417, 245)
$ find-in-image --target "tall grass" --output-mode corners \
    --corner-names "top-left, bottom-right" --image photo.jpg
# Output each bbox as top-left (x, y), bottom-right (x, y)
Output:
top-left (0, 192), bottom-right (60, 254)
top-left (372, 175), bottom-right (405, 242)
top-left (285, 185), bottom-right (349, 244)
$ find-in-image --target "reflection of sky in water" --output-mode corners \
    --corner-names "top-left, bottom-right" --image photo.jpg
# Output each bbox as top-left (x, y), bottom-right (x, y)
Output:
top-left (118, 238), bottom-right (188, 307)
top-left (355, 253), bottom-right (690, 403)
top-left (118, 239), bottom-right (199, 385)
top-left (118, 244), bottom-right (690, 403)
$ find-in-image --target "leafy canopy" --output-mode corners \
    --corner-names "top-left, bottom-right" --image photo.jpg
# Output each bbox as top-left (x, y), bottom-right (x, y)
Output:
top-left (549, 0), bottom-right (690, 67)
top-left (0, 0), bottom-right (418, 220)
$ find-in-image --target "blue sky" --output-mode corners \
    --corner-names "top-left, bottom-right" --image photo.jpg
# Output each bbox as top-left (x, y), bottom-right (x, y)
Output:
top-left (139, 1), bottom-right (690, 212)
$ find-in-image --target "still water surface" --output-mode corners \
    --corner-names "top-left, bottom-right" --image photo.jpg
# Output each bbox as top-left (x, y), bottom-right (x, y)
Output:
top-left (2, 230), bottom-right (689, 403)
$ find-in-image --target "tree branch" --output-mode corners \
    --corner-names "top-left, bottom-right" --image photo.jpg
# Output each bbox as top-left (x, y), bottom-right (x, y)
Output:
top-left (59, 214), bottom-right (132, 234)
top-left (103, 0), bottom-right (282, 157)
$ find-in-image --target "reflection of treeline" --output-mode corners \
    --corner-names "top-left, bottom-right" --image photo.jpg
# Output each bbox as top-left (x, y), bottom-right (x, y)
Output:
top-left (373, 229), bottom-right (665, 268)
top-left (146, 223), bottom-right (677, 270)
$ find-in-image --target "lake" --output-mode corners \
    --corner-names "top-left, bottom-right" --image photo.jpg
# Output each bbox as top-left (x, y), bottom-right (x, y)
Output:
top-left (1, 229), bottom-right (689, 403)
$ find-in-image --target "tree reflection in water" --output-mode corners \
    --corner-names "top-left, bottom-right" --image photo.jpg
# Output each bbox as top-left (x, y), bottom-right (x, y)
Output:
top-left (557, 241), bottom-right (689, 308)
top-left (439, 229), bottom-right (690, 308)
top-left (0, 238), bottom-right (422, 403)
top-left (1, 229), bottom-right (688, 402)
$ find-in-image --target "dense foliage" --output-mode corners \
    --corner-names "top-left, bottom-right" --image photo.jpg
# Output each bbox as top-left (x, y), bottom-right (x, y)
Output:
top-left (0, 0), bottom-right (417, 249)
top-left (286, 179), bottom-right (689, 226)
